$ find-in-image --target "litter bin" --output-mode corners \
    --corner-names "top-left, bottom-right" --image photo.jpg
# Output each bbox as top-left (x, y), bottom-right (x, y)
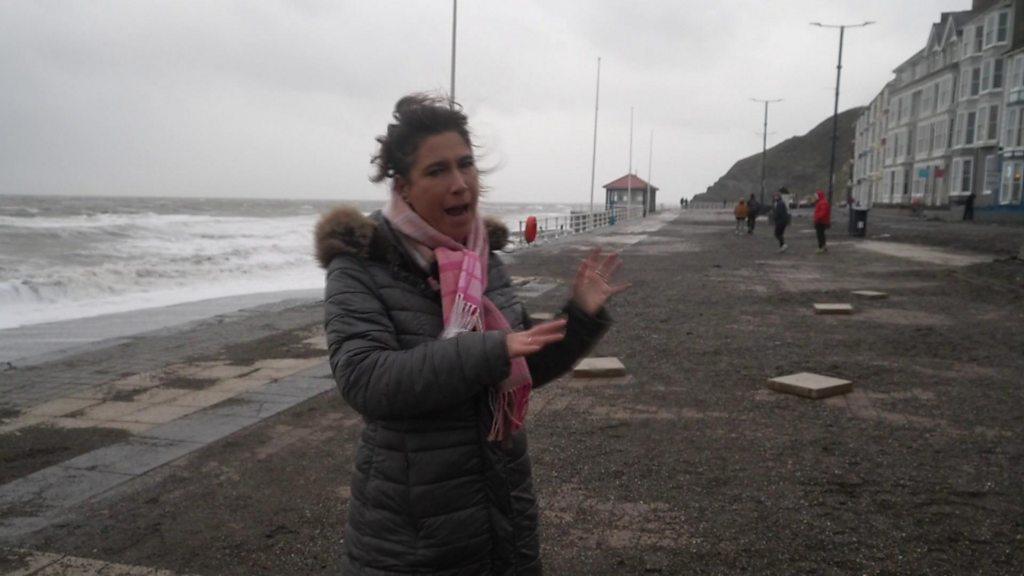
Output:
top-left (849, 209), bottom-right (868, 237)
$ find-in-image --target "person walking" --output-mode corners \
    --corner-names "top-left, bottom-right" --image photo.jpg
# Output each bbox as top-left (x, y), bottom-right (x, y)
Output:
top-left (963, 191), bottom-right (976, 221)
top-left (746, 193), bottom-right (760, 234)
top-left (316, 93), bottom-right (628, 575)
top-left (772, 188), bottom-right (790, 252)
top-left (733, 198), bottom-right (749, 234)
top-left (812, 189), bottom-right (831, 253)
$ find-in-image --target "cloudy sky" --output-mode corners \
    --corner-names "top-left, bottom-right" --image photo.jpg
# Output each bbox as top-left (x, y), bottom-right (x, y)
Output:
top-left (0, 1), bottom-right (970, 204)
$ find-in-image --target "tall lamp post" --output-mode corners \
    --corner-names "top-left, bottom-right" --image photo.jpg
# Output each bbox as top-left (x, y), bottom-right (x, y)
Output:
top-left (811, 20), bottom-right (874, 205)
top-left (449, 0), bottom-right (457, 107)
top-left (751, 97), bottom-right (782, 206)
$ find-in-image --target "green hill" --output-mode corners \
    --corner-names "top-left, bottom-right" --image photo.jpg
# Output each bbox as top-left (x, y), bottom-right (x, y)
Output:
top-left (694, 106), bottom-right (865, 204)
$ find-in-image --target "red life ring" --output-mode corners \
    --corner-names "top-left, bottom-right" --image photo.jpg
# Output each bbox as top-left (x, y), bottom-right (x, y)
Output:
top-left (524, 216), bottom-right (538, 244)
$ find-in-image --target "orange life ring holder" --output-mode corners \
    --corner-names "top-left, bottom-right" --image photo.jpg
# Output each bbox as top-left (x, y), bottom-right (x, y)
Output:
top-left (524, 216), bottom-right (538, 244)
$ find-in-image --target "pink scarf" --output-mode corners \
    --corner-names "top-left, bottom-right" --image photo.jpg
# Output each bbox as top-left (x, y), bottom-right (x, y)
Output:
top-left (382, 190), bottom-right (532, 443)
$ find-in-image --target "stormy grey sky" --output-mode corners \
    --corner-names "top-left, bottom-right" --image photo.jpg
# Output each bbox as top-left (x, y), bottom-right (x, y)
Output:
top-left (0, 1), bottom-right (969, 204)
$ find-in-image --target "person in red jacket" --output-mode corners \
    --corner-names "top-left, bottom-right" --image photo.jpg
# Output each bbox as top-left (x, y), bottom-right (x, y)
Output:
top-left (812, 190), bottom-right (831, 254)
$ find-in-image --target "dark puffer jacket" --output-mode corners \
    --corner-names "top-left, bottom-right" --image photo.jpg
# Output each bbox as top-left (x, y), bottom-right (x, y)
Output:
top-left (315, 207), bottom-right (610, 575)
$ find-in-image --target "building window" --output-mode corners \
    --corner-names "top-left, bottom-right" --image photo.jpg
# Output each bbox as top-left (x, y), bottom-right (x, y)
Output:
top-left (982, 60), bottom-right (993, 92)
top-left (932, 119), bottom-right (948, 154)
top-left (1001, 161), bottom-right (1023, 204)
top-left (984, 154), bottom-right (999, 195)
top-left (986, 105), bottom-right (998, 142)
top-left (917, 124), bottom-right (931, 158)
top-left (952, 157), bottom-right (974, 194)
top-left (937, 77), bottom-right (952, 109)
top-left (971, 67), bottom-right (981, 96)
top-left (984, 13), bottom-right (996, 47)
top-left (994, 58), bottom-right (1004, 89)
top-left (974, 25), bottom-right (984, 53)
top-left (997, 11), bottom-right (1009, 44)
top-left (965, 111), bottom-right (976, 145)
top-left (924, 84), bottom-right (936, 115)
top-left (1004, 107), bottom-right (1018, 146)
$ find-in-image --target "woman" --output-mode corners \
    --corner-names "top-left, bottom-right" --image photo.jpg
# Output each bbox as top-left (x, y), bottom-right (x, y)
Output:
top-left (812, 190), bottom-right (831, 253)
top-left (746, 193), bottom-right (759, 234)
top-left (315, 93), bottom-right (628, 575)
top-left (772, 188), bottom-right (790, 253)
top-left (733, 198), bottom-right (748, 234)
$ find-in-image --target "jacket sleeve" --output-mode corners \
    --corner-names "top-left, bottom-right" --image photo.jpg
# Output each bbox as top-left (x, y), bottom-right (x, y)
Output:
top-left (324, 257), bottom-right (512, 420)
top-left (525, 300), bottom-right (611, 388)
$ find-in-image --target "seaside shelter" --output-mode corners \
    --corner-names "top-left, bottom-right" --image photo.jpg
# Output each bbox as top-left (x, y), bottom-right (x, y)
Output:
top-left (603, 173), bottom-right (659, 215)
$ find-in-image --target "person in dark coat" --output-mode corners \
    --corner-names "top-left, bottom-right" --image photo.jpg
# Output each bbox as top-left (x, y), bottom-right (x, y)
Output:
top-left (963, 191), bottom-right (976, 221)
top-left (315, 93), bottom-right (628, 575)
top-left (772, 189), bottom-right (790, 252)
top-left (746, 193), bottom-right (760, 234)
top-left (812, 190), bottom-right (831, 253)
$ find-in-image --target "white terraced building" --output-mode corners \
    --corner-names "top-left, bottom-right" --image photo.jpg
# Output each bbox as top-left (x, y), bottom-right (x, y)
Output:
top-left (852, 0), bottom-right (1024, 220)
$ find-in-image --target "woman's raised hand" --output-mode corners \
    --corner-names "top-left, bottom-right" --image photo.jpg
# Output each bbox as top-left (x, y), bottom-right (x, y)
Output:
top-left (572, 248), bottom-right (630, 316)
top-left (506, 319), bottom-right (567, 358)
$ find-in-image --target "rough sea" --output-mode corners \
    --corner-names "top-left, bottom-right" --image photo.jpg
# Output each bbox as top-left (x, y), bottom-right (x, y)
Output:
top-left (0, 195), bottom-right (576, 330)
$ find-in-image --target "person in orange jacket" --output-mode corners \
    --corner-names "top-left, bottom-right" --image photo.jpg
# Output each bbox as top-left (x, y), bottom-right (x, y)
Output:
top-left (812, 190), bottom-right (831, 253)
top-left (733, 198), bottom-right (749, 234)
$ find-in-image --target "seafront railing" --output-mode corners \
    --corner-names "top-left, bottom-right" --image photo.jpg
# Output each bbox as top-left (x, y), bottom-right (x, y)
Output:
top-left (512, 205), bottom-right (645, 247)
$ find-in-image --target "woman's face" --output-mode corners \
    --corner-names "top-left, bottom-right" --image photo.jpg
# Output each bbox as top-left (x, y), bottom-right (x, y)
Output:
top-left (397, 131), bottom-right (479, 243)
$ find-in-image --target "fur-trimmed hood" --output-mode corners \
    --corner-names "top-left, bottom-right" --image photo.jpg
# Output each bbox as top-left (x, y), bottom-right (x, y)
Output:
top-left (314, 205), bottom-right (510, 269)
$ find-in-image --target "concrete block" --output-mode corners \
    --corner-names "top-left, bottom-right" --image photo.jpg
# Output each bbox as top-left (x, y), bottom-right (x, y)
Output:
top-left (851, 290), bottom-right (888, 299)
top-left (813, 303), bottom-right (854, 315)
top-left (768, 372), bottom-right (853, 399)
top-left (61, 437), bottom-right (200, 476)
top-left (573, 357), bottom-right (627, 378)
top-left (26, 398), bottom-right (100, 418)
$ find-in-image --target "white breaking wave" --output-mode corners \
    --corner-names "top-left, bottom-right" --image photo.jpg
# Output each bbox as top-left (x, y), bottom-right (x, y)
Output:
top-left (0, 197), bottom-right (573, 330)
top-left (0, 212), bottom-right (323, 329)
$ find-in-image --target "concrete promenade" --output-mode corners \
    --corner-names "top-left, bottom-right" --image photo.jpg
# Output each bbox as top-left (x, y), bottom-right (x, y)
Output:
top-left (1, 208), bottom-right (1022, 575)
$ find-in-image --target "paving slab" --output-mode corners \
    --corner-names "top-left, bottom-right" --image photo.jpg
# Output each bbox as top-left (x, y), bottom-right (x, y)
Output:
top-left (139, 412), bottom-right (262, 444)
top-left (813, 303), bottom-right (854, 315)
top-left (130, 388), bottom-right (190, 404)
top-left (166, 390), bottom-right (237, 409)
top-left (60, 437), bottom-right (201, 477)
top-left (0, 465), bottom-right (132, 520)
top-left (25, 398), bottom-right (100, 418)
top-left (260, 373), bottom-right (334, 399)
top-left (122, 404), bottom-right (201, 425)
top-left (851, 290), bottom-right (889, 299)
top-left (768, 372), bottom-right (853, 399)
top-left (79, 402), bottom-right (146, 421)
top-left (573, 357), bottom-right (627, 378)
